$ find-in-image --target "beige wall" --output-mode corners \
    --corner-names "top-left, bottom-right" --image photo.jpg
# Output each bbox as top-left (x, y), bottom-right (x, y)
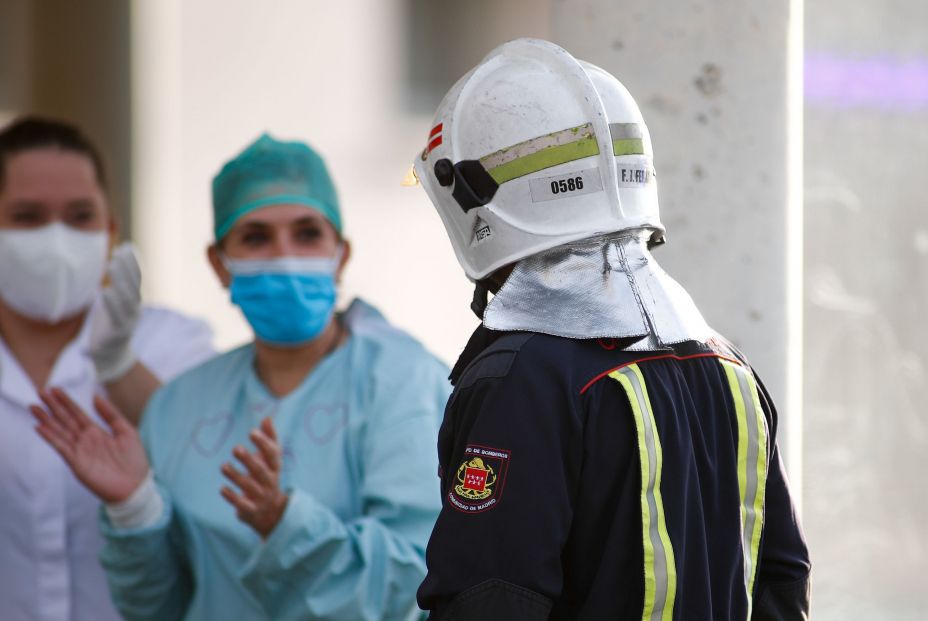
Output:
top-left (0, 0), bottom-right (132, 236)
top-left (802, 0), bottom-right (928, 617)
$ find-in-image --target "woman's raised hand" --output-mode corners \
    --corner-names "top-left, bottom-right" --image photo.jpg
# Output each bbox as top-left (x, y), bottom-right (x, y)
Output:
top-left (220, 416), bottom-right (288, 539)
top-left (31, 388), bottom-right (149, 503)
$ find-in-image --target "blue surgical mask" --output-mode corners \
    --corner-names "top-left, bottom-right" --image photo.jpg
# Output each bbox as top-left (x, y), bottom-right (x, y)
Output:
top-left (224, 253), bottom-right (340, 346)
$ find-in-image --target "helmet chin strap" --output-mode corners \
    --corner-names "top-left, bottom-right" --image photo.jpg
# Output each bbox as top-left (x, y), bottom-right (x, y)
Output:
top-left (470, 263), bottom-right (516, 321)
top-left (470, 281), bottom-right (490, 320)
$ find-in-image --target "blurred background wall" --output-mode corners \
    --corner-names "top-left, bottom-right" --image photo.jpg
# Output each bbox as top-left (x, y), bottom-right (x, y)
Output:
top-left (803, 1), bottom-right (928, 617)
top-left (1, 1), bottom-right (925, 617)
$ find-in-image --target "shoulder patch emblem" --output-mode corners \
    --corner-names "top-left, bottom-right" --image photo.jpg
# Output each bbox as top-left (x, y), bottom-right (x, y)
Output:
top-left (448, 445), bottom-right (511, 513)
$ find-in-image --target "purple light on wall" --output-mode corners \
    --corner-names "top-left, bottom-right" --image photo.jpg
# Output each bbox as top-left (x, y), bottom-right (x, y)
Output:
top-left (805, 52), bottom-right (928, 111)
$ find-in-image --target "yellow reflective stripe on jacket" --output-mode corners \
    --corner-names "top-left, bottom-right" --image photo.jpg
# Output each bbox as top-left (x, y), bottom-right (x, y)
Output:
top-left (609, 365), bottom-right (677, 621)
top-left (719, 359), bottom-right (769, 617)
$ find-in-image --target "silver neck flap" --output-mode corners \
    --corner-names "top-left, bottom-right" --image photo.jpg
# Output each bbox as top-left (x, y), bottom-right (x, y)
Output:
top-left (482, 231), bottom-right (712, 351)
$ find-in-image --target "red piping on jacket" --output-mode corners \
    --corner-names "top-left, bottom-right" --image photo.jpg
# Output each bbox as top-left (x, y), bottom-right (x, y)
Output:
top-left (580, 352), bottom-right (743, 395)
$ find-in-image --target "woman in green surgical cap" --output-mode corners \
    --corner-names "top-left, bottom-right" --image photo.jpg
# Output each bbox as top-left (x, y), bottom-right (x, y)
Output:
top-left (31, 134), bottom-right (451, 621)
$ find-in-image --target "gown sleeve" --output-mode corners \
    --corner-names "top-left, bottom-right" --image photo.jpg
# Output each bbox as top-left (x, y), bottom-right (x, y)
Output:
top-left (97, 389), bottom-right (196, 621)
top-left (240, 354), bottom-right (450, 621)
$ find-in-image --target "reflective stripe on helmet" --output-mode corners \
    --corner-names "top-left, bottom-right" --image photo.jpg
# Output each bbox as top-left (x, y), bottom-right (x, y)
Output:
top-left (610, 122), bottom-right (650, 156)
top-left (719, 359), bottom-right (769, 617)
top-left (609, 365), bottom-right (677, 621)
top-left (479, 123), bottom-right (600, 184)
top-left (476, 121), bottom-right (651, 187)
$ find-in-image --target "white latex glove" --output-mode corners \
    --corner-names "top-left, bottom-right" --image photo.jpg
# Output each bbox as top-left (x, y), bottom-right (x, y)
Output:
top-left (89, 243), bottom-right (142, 383)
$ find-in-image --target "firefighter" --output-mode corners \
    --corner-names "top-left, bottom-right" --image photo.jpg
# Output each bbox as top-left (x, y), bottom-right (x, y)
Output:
top-left (412, 38), bottom-right (811, 620)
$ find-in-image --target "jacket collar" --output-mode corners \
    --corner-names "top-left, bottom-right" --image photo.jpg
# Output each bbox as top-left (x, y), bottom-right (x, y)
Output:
top-left (0, 314), bottom-right (95, 409)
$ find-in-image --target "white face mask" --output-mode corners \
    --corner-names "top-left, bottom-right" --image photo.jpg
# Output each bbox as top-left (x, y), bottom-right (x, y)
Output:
top-left (0, 222), bottom-right (108, 323)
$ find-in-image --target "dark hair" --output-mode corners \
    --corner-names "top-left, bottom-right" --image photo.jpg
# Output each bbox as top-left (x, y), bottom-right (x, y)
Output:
top-left (0, 116), bottom-right (108, 191)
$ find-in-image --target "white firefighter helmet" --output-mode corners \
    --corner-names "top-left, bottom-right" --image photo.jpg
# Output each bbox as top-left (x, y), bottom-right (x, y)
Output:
top-left (415, 38), bottom-right (664, 282)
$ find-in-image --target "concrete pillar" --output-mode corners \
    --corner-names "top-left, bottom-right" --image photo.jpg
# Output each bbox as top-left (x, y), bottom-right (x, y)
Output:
top-left (551, 1), bottom-right (805, 490)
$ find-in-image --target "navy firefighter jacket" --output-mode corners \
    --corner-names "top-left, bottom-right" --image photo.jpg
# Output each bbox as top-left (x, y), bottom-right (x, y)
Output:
top-left (418, 326), bottom-right (811, 621)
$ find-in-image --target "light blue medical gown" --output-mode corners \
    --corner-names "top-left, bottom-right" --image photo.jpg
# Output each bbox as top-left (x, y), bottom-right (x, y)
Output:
top-left (98, 300), bottom-right (451, 621)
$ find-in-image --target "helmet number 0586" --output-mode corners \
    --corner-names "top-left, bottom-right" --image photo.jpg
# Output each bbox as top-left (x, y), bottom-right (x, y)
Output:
top-left (551, 177), bottom-right (584, 194)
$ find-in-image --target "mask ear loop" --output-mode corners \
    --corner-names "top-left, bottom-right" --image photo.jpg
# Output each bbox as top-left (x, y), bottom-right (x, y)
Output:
top-left (218, 250), bottom-right (233, 274)
top-left (331, 242), bottom-right (347, 284)
top-left (325, 242), bottom-right (348, 349)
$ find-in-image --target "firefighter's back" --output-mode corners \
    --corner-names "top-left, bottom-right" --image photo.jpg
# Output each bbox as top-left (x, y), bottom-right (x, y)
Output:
top-left (560, 335), bottom-right (809, 620)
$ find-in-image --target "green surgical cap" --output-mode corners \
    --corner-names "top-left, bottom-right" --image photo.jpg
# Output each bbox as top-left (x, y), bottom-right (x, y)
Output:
top-left (212, 133), bottom-right (342, 240)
